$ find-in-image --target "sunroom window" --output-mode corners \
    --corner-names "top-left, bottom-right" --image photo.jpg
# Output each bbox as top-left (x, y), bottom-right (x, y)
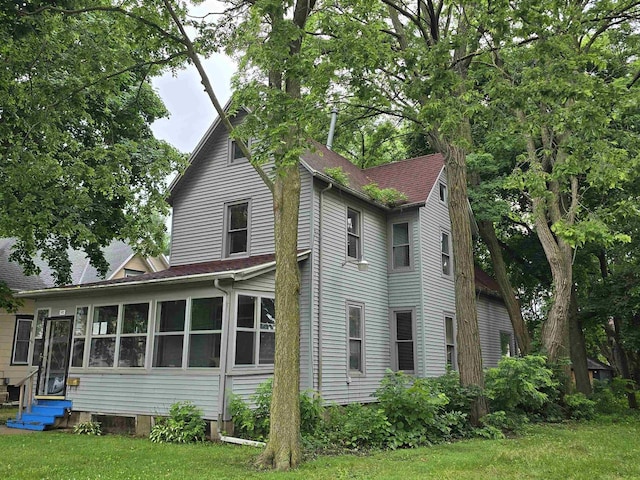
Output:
top-left (235, 294), bottom-right (275, 366)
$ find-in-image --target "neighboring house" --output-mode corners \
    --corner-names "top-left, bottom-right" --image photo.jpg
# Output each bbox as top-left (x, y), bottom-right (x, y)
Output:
top-left (14, 112), bottom-right (514, 432)
top-left (0, 239), bottom-right (168, 402)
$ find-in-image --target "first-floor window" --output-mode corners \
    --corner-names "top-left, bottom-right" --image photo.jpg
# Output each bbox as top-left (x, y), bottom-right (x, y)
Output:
top-left (71, 307), bottom-right (88, 367)
top-left (189, 297), bottom-right (223, 367)
top-left (392, 310), bottom-right (414, 372)
top-left (89, 305), bottom-right (118, 367)
top-left (31, 309), bottom-right (49, 366)
top-left (235, 294), bottom-right (275, 366)
top-left (153, 300), bottom-right (186, 368)
top-left (445, 315), bottom-right (455, 369)
top-left (348, 303), bottom-right (364, 373)
top-left (12, 316), bottom-right (33, 365)
top-left (119, 303), bottom-right (149, 367)
top-left (500, 331), bottom-right (513, 357)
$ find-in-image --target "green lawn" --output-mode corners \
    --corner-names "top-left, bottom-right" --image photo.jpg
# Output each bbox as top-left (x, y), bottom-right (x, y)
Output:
top-left (0, 420), bottom-right (638, 479)
top-left (0, 407), bottom-right (18, 424)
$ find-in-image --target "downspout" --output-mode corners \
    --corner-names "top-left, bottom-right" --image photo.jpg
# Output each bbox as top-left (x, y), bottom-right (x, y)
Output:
top-left (308, 183), bottom-right (316, 391)
top-left (317, 183), bottom-right (333, 392)
top-left (214, 278), bottom-right (232, 429)
top-left (418, 207), bottom-right (427, 376)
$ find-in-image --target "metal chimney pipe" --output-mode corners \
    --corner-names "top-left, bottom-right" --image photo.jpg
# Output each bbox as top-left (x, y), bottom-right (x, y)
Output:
top-left (326, 108), bottom-right (338, 150)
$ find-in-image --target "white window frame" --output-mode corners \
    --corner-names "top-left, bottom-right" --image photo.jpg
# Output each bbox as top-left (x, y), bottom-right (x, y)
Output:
top-left (88, 304), bottom-right (120, 368)
top-left (445, 314), bottom-right (456, 369)
top-left (228, 138), bottom-right (249, 164)
top-left (390, 220), bottom-right (413, 271)
top-left (346, 207), bottom-right (362, 260)
top-left (441, 230), bottom-right (452, 277)
top-left (70, 306), bottom-right (89, 368)
top-left (11, 315), bottom-right (33, 365)
top-left (390, 308), bottom-right (416, 373)
top-left (347, 301), bottom-right (365, 374)
top-left (30, 308), bottom-right (49, 366)
top-left (439, 182), bottom-right (447, 204)
top-left (223, 200), bottom-right (251, 258)
top-left (232, 291), bottom-right (276, 368)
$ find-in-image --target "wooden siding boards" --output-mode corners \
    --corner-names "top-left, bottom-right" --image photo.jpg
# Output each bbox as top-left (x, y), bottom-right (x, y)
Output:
top-left (419, 170), bottom-right (455, 378)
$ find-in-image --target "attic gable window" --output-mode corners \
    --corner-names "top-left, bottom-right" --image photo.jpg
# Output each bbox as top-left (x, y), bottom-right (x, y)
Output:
top-left (229, 139), bottom-right (248, 163)
top-left (439, 183), bottom-right (447, 204)
top-left (347, 208), bottom-right (361, 260)
top-left (225, 201), bottom-right (250, 257)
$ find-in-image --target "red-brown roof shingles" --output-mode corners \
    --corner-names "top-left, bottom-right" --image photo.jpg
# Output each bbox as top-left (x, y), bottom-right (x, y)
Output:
top-left (301, 142), bottom-right (444, 206)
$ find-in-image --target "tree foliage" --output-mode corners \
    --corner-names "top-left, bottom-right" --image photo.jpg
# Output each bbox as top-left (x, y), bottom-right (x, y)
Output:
top-left (1, 1), bottom-right (185, 287)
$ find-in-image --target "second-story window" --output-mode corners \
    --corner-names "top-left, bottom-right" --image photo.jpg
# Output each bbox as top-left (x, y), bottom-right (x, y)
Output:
top-left (226, 201), bottom-right (249, 257)
top-left (392, 222), bottom-right (411, 269)
top-left (347, 208), bottom-right (361, 259)
top-left (441, 232), bottom-right (451, 276)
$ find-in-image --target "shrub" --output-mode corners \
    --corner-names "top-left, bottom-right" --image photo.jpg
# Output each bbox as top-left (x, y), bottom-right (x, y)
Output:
top-left (485, 355), bottom-right (560, 418)
top-left (591, 378), bottom-right (633, 415)
top-left (563, 393), bottom-right (596, 420)
top-left (375, 370), bottom-right (465, 447)
top-left (427, 369), bottom-right (481, 414)
top-left (480, 410), bottom-right (528, 435)
top-left (324, 167), bottom-right (349, 186)
top-left (229, 379), bottom-right (324, 441)
top-left (320, 403), bottom-right (391, 450)
top-left (149, 401), bottom-right (206, 443)
top-left (73, 421), bottom-right (102, 435)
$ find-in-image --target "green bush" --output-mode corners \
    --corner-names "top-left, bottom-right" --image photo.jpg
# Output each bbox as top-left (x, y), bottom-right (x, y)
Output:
top-left (229, 379), bottom-right (324, 441)
top-left (319, 403), bottom-right (391, 450)
top-left (375, 370), bottom-right (467, 447)
top-left (73, 421), bottom-right (102, 435)
top-left (149, 401), bottom-right (206, 443)
top-left (428, 369), bottom-right (481, 414)
top-left (591, 378), bottom-right (634, 414)
top-left (563, 393), bottom-right (596, 420)
top-left (485, 355), bottom-right (560, 418)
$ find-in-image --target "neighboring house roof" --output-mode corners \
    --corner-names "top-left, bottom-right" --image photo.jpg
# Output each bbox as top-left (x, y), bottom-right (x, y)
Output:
top-left (301, 142), bottom-right (444, 207)
top-left (587, 358), bottom-right (614, 372)
top-left (18, 251), bottom-right (311, 298)
top-left (0, 239), bottom-right (158, 291)
top-left (474, 266), bottom-right (502, 298)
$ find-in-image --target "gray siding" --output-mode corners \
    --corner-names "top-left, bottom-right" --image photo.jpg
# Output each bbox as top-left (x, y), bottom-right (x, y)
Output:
top-left (169, 124), bottom-right (313, 266)
top-left (477, 294), bottom-right (513, 367)
top-left (67, 373), bottom-right (219, 419)
top-left (419, 170), bottom-right (456, 377)
top-left (314, 185), bottom-right (390, 404)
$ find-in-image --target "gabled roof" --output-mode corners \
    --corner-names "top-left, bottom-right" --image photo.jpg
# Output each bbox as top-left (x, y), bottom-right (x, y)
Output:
top-left (18, 251), bottom-right (311, 298)
top-left (301, 142), bottom-right (445, 208)
top-left (474, 266), bottom-right (502, 298)
top-left (0, 239), bottom-right (159, 292)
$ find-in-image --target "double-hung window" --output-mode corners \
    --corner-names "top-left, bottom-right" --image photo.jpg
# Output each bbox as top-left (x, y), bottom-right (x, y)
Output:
top-left (347, 303), bottom-right (364, 373)
top-left (12, 316), bottom-right (32, 365)
top-left (235, 294), bottom-right (275, 366)
top-left (71, 307), bottom-right (88, 367)
top-left (189, 297), bottom-right (223, 367)
top-left (392, 222), bottom-right (411, 269)
top-left (441, 232), bottom-right (451, 276)
top-left (439, 183), bottom-right (447, 203)
top-left (225, 201), bottom-right (249, 257)
top-left (89, 305), bottom-right (118, 367)
top-left (153, 300), bottom-right (186, 368)
top-left (31, 308), bottom-right (49, 366)
top-left (347, 208), bottom-right (361, 260)
top-left (119, 303), bottom-right (149, 367)
top-left (445, 315), bottom-right (456, 369)
top-left (500, 331), bottom-right (513, 357)
top-left (392, 310), bottom-right (415, 372)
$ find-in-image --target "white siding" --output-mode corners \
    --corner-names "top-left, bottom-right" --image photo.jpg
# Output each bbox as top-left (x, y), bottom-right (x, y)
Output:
top-left (477, 295), bottom-right (513, 367)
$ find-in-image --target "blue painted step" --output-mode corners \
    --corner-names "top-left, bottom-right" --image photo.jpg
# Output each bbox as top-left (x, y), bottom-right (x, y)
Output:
top-left (6, 399), bottom-right (72, 431)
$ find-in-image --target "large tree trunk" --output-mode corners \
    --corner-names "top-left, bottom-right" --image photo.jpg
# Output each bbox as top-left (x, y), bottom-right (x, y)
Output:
top-left (532, 197), bottom-right (572, 364)
top-left (259, 164), bottom-right (302, 469)
top-left (477, 219), bottom-right (531, 355)
top-left (440, 140), bottom-right (487, 423)
top-left (569, 286), bottom-right (591, 395)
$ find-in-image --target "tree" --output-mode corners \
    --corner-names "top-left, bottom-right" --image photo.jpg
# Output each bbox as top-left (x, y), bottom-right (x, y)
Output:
top-left (1, 1), bottom-right (184, 289)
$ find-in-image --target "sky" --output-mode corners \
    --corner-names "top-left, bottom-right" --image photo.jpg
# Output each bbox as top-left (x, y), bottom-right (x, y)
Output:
top-left (150, 53), bottom-right (236, 154)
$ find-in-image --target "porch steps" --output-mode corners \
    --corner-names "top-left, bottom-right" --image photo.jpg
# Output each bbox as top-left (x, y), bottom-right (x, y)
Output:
top-left (6, 399), bottom-right (72, 431)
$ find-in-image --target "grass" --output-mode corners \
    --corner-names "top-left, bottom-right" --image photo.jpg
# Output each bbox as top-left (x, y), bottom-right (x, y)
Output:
top-left (0, 420), bottom-right (638, 479)
top-left (0, 407), bottom-right (18, 425)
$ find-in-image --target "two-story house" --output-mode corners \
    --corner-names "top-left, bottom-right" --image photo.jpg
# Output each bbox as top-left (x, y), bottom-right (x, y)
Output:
top-left (9, 112), bottom-right (514, 432)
